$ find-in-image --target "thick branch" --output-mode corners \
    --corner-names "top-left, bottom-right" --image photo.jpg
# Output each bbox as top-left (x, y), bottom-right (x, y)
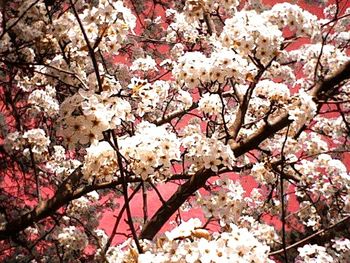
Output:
top-left (0, 167), bottom-right (82, 240)
top-left (139, 168), bottom-right (214, 240)
top-left (311, 61), bottom-right (350, 97)
top-left (232, 113), bottom-right (291, 157)
top-left (0, 172), bottom-right (188, 240)
top-left (230, 70), bottom-right (264, 140)
top-left (154, 102), bottom-right (198, 126)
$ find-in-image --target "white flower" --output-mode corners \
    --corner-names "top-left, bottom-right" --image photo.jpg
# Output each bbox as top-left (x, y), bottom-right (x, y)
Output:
top-left (82, 141), bottom-right (118, 182)
top-left (297, 244), bottom-right (333, 263)
top-left (57, 226), bottom-right (88, 252)
top-left (28, 85), bottom-right (59, 115)
top-left (165, 218), bottom-right (202, 240)
top-left (198, 93), bottom-right (222, 116)
top-left (120, 122), bottom-right (181, 181)
top-left (130, 55), bottom-right (158, 72)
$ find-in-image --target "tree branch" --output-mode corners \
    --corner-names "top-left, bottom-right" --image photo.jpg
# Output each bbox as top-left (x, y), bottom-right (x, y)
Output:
top-left (139, 168), bottom-right (215, 240)
top-left (0, 166), bottom-right (82, 240)
top-left (269, 215), bottom-right (350, 256)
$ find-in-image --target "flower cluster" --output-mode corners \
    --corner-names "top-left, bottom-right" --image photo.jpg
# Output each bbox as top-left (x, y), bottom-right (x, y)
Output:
top-left (221, 10), bottom-right (283, 64)
top-left (264, 61), bottom-right (296, 85)
top-left (57, 226), bottom-right (89, 255)
top-left (58, 89), bottom-right (133, 147)
top-left (240, 216), bottom-right (279, 246)
top-left (67, 192), bottom-right (99, 217)
top-left (251, 162), bottom-right (276, 184)
top-left (175, 89), bottom-right (193, 110)
top-left (297, 201), bottom-right (321, 230)
top-left (4, 131), bottom-right (23, 153)
top-left (22, 128), bottom-right (51, 158)
top-left (101, 245), bottom-right (127, 263)
top-left (82, 141), bottom-right (118, 182)
top-left (294, 152), bottom-right (349, 229)
top-left (290, 44), bottom-right (349, 79)
top-left (296, 152), bottom-right (348, 191)
top-left (4, 128), bottom-right (50, 161)
top-left (300, 132), bottom-right (329, 156)
top-left (254, 80), bottom-right (291, 103)
top-left (245, 78), bottom-right (292, 123)
top-left (317, 154), bottom-right (349, 188)
top-left (120, 122), bottom-right (181, 181)
top-left (324, 5), bottom-right (350, 47)
top-left (263, 3), bottom-right (320, 39)
top-left (5, 1), bottom-right (50, 63)
top-left (173, 48), bottom-right (254, 89)
top-left (173, 51), bottom-right (207, 88)
top-left (198, 93), bottom-right (222, 116)
top-left (194, 177), bottom-right (245, 226)
top-left (45, 146), bottom-right (81, 179)
top-left (132, 219), bottom-right (272, 263)
top-left (54, 0), bottom-right (136, 56)
top-left (28, 85), bottom-right (59, 116)
top-left (181, 124), bottom-right (235, 173)
top-left (331, 237), bottom-right (350, 260)
top-left (165, 9), bottom-right (200, 43)
top-left (313, 116), bottom-right (346, 139)
top-left (4, 0), bottom-right (136, 95)
top-left (288, 89), bottom-right (317, 131)
top-left (130, 56), bottom-right (158, 72)
top-left (296, 244), bottom-right (333, 263)
top-left (129, 79), bottom-right (170, 117)
top-left (67, 191), bottom-right (101, 228)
